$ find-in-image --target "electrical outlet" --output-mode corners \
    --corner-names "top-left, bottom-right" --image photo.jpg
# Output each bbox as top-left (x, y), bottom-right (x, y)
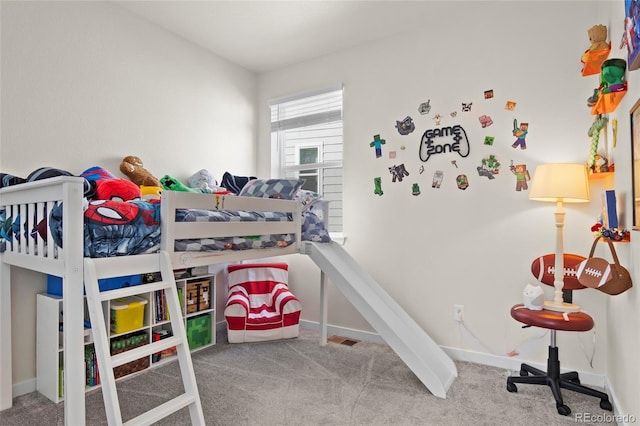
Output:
top-left (453, 305), bottom-right (464, 322)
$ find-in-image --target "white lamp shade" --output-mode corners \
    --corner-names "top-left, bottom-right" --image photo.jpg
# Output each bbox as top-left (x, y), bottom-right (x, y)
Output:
top-left (529, 163), bottom-right (590, 203)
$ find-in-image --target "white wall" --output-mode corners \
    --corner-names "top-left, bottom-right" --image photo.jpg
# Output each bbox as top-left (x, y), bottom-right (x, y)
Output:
top-left (0, 1), bottom-right (257, 385)
top-left (258, 1), bottom-right (638, 419)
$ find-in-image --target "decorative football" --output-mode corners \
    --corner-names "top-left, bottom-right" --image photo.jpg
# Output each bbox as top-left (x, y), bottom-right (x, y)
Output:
top-left (530, 253), bottom-right (587, 289)
top-left (576, 258), bottom-right (612, 289)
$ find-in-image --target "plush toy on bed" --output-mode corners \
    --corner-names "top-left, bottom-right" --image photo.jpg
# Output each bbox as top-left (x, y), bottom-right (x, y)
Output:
top-left (160, 175), bottom-right (199, 192)
top-left (188, 169), bottom-right (216, 192)
top-left (120, 156), bottom-right (162, 187)
top-left (81, 166), bottom-right (141, 201)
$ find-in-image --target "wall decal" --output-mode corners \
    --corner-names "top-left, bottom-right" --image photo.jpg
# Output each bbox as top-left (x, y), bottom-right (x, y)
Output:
top-left (419, 125), bottom-right (470, 163)
top-left (418, 100), bottom-right (432, 115)
top-left (509, 161), bottom-right (530, 191)
top-left (505, 101), bottom-right (517, 111)
top-left (432, 171), bottom-right (444, 188)
top-left (450, 111), bottom-right (458, 117)
top-left (484, 136), bottom-right (495, 146)
top-left (477, 154), bottom-right (501, 180)
top-left (484, 89), bottom-right (494, 99)
top-left (374, 177), bottom-right (383, 196)
top-left (461, 102), bottom-right (473, 112)
top-left (433, 114), bottom-right (443, 125)
top-left (389, 164), bottom-right (410, 182)
top-left (419, 165), bottom-right (425, 174)
top-left (395, 116), bottom-right (415, 135)
top-left (412, 183), bottom-right (421, 195)
top-left (389, 151), bottom-right (397, 159)
top-left (456, 174), bottom-right (469, 190)
top-left (370, 134), bottom-right (386, 158)
top-left (511, 119), bottom-right (529, 150)
top-left (478, 115), bottom-right (494, 128)
top-left (451, 160), bottom-right (458, 168)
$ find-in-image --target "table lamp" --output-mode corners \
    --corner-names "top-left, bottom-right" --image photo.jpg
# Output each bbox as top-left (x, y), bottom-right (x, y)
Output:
top-left (529, 163), bottom-right (590, 312)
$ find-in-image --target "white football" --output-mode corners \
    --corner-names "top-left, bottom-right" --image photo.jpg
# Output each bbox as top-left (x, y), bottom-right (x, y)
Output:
top-left (576, 258), bottom-right (612, 289)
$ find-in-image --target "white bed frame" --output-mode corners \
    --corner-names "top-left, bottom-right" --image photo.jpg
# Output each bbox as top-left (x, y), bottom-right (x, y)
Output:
top-left (0, 176), bottom-right (302, 425)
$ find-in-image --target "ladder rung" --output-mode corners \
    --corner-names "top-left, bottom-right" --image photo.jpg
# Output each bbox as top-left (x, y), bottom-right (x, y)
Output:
top-left (98, 281), bottom-right (174, 301)
top-left (111, 336), bottom-right (183, 368)
top-left (123, 393), bottom-right (197, 426)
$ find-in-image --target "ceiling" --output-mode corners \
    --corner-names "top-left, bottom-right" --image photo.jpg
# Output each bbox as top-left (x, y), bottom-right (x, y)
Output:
top-left (115, 1), bottom-right (459, 74)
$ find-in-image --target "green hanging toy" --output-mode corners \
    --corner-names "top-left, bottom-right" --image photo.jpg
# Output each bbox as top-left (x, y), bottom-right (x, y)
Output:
top-left (587, 115), bottom-right (608, 171)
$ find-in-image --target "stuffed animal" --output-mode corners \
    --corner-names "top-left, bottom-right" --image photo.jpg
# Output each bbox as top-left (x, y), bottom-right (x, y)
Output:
top-left (188, 169), bottom-right (217, 192)
top-left (588, 24), bottom-right (609, 52)
top-left (160, 175), bottom-right (198, 192)
top-left (600, 58), bottom-right (627, 93)
top-left (120, 156), bottom-right (162, 187)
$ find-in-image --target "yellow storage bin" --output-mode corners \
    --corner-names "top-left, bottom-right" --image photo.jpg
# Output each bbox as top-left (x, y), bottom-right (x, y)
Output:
top-left (110, 296), bottom-right (147, 334)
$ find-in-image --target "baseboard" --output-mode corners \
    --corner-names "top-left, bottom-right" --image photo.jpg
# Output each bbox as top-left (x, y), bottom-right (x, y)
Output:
top-left (299, 319), bottom-right (385, 344)
top-left (441, 345), bottom-right (606, 388)
top-left (12, 378), bottom-right (35, 398)
top-left (298, 320), bottom-right (607, 389)
top-left (604, 375), bottom-right (636, 426)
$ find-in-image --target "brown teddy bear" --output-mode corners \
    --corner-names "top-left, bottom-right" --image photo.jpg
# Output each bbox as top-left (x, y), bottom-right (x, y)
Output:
top-left (120, 155), bottom-right (162, 187)
top-left (588, 24), bottom-right (609, 52)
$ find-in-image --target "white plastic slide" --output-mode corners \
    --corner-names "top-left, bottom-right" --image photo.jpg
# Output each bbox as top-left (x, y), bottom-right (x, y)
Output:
top-left (301, 241), bottom-right (457, 399)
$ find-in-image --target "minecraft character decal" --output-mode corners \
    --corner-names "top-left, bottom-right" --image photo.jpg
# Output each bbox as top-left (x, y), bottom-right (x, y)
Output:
top-left (484, 89), bottom-right (494, 99)
top-left (370, 134), bottom-right (386, 158)
top-left (418, 100), bottom-right (432, 115)
top-left (432, 171), bottom-right (444, 188)
top-left (456, 174), bottom-right (469, 190)
top-left (374, 177), bottom-right (383, 196)
top-left (505, 101), bottom-right (517, 111)
top-left (389, 164), bottom-right (410, 182)
top-left (412, 183), bottom-right (421, 196)
top-left (461, 102), bottom-right (473, 112)
top-left (484, 136), bottom-right (495, 146)
top-left (512, 119), bottom-right (529, 150)
top-left (477, 155), bottom-right (501, 180)
top-left (510, 162), bottom-right (531, 191)
top-left (395, 116), bottom-right (415, 135)
top-left (478, 115), bottom-right (493, 128)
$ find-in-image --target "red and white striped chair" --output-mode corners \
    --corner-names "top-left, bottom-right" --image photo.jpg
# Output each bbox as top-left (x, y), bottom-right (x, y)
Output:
top-left (225, 263), bottom-right (301, 343)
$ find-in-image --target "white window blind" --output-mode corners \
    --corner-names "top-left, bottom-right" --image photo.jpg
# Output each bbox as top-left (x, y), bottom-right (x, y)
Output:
top-left (270, 87), bottom-right (343, 233)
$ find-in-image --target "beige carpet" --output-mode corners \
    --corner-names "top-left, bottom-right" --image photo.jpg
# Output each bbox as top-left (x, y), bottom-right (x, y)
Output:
top-left (0, 328), bottom-right (615, 425)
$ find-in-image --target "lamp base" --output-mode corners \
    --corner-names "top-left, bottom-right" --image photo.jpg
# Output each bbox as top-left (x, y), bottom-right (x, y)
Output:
top-left (544, 300), bottom-right (581, 313)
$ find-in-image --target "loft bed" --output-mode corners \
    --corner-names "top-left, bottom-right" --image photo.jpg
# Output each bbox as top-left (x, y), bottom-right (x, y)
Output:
top-left (0, 175), bottom-right (314, 425)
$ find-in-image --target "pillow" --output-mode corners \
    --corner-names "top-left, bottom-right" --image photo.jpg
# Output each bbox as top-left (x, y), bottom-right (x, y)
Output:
top-left (302, 211), bottom-right (331, 243)
top-left (294, 189), bottom-right (322, 212)
top-left (221, 172), bottom-right (257, 194)
top-left (239, 178), bottom-right (305, 200)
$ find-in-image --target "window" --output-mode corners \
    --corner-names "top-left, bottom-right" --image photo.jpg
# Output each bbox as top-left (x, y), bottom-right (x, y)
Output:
top-left (270, 86), bottom-right (343, 234)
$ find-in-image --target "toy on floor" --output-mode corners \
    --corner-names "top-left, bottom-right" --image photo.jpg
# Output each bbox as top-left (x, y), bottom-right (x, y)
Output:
top-left (120, 156), bottom-right (162, 187)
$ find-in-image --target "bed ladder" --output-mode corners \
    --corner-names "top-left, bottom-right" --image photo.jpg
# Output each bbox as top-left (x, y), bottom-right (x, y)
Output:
top-left (83, 251), bottom-right (205, 426)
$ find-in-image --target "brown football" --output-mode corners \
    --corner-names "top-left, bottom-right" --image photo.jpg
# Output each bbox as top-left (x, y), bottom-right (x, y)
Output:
top-left (530, 254), bottom-right (587, 289)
